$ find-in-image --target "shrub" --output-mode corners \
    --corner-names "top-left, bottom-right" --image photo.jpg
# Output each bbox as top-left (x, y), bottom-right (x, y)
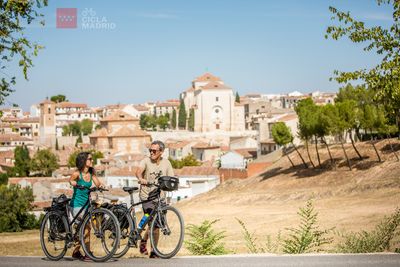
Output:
top-left (282, 200), bottom-right (333, 254)
top-left (336, 208), bottom-right (400, 253)
top-left (185, 219), bottom-right (228, 255)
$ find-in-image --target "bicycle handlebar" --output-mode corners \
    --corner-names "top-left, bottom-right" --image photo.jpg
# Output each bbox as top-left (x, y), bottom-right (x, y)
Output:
top-left (75, 185), bottom-right (108, 193)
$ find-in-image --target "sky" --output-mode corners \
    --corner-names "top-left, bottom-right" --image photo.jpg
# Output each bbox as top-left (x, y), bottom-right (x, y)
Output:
top-left (3, 0), bottom-right (394, 111)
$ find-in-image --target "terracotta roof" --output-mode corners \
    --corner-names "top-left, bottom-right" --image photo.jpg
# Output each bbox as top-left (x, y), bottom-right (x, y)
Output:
top-left (278, 113), bottom-right (298, 122)
top-left (0, 134), bottom-right (32, 142)
top-left (0, 150), bottom-right (14, 167)
top-left (192, 142), bottom-right (220, 149)
top-left (105, 104), bottom-right (126, 109)
top-left (101, 110), bottom-right (138, 122)
top-left (260, 139), bottom-right (276, 144)
top-left (56, 102), bottom-right (87, 109)
top-left (19, 117), bottom-right (39, 123)
top-left (168, 141), bottom-right (191, 149)
top-left (155, 102), bottom-right (179, 107)
top-left (234, 148), bottom-right (256, 159)
top-left (40, 99), bottom-right (54, 104)
top-left (133, 105), bottom-right (149, 112)
top-left (193, 73), bottom-right (222, 82)
top-left (174, 166), bottom-right (219, 176)
top-left (89, 128), bottom-right (108, 138)
top-left (0, 123), bottom-right (31, 128)
top-left (200, 81), bottom-right (231, 90)
top-left (108, 126), bottom-right (150, 138)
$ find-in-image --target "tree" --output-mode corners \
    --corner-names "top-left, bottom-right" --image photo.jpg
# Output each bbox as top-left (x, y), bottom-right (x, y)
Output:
top-left (80, 119), bottom-right (93, 135)
top-left (295, 98), bottom-right (318, 168)
top-left (271, 122), bottom-right (295, 168)
top-left (0, 0), bottom-right (48, 105)
top-left (0, 173), bottom-right (8, 185)
top-left (326, 1), bottom-right (400, 130)
top-left (13, 145), bottom-right (30, 177)
top-left (178, 98), bottom-right (187, 129)
top-left (50, 94), bottom-right (67, 103)
top-left (188, 108), bottom-right (195, 131)
top-left (318, 105), bottom-right (337, 168)
top-left (235, 92), bottom-right (240, 103)
top-left (69, 121), bottom-right (81, 136)
top-left (169, 154), bottom-right (200, 169)
top-left (62, 125), bottom-right (71, 136)
top-left (336, 100), bottom-right (363, 160)
top-left (75, 134), bottom-right (83, 146)
top-left (157, 115), bottom-right (169, 131)
top-left (140, 114), bottom-right (149, 130)
top-left (171, 109), bottom-right (177, 129)
top-left (55, 138), bottom-right (59, 151)
top-left (30, 149), bottom-right (59, 177)
top-left (0, 184), bottom-right (37, 232)
top-left (148, 115), bottom-right (157, 131)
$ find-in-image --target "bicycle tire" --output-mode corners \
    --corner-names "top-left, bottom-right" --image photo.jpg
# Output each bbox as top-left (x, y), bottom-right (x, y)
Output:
top-left (149, 206), bottom-right (184, 259)
top-left (111, 207), bottom-right (134, 258)
top-left (40, 211), bottom-right (69, 261)
top-left (80, 208), bottom-right (121, 262)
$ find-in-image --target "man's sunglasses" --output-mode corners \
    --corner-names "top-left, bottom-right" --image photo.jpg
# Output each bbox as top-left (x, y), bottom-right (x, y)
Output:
top-left (149, 149), bottom-right (159, 154)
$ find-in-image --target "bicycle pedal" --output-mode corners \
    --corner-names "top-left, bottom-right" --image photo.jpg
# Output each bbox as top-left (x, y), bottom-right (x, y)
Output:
top-left (67, 242), bottom-right (74, 248)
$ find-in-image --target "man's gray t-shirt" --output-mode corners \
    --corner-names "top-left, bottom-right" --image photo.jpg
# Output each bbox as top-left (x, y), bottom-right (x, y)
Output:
top-left (138, 157), bottom-right (174, 200)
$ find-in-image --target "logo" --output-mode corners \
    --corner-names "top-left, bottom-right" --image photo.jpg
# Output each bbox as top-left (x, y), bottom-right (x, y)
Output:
top-left (56, 8), bottom-right (77, 29)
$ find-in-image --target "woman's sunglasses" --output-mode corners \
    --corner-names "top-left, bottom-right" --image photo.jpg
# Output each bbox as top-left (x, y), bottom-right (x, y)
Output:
top-left (87, 157), bottom-right (93, 161)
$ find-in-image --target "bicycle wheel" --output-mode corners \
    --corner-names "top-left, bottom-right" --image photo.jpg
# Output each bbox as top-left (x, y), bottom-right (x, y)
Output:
top-left (80, 208), bottom-right (120, 262)
top-left (149, 206), bottom-right (184, 259)
top-left (111, 207), bottom-right (134, 258)
top-left (40, 211), bottom-right (68, 261)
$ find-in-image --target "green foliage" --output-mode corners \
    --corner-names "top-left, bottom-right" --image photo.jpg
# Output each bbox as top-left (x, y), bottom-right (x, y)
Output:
top-left (0, 173), bottom-right (8, 185)
top-left (188, 108), bottom-right (195, 131)
top-left (178, 98), bottom-right (187, 129)
top-left (282, 200), bottom-right (333, 254)
top-left (171, 109), bottom-right (177, 129)
top-left (295, 98), bottom-right (319, 141)
top-left (0, 0), bottom-right (48, 105)
top-left (235, 92), bottom-right (240, 103)
top-left (157, 115), bottom-right (169, 131)
top-left (139, 113), bottom-right (149, 130)
top-left (80, 119), bottom-right (94, 135)
top-left (75, 134), bottom-right (83, 146)
top-left (30, 149), bottom-right (59, 177)
top-left (271, 122), bottom-right (293, 146)
top-left (236, 218), bottom-right (263, 253)
top-left (12, 145), bottom-right (30, 177)
top-left (169, 154), bottom-right (200, 169)
top-left (55, 138), bottom-right (59, 151)
top-left (336, 208), bottom-right (400, 253)
top-left (185, 219), bottom-right (228, 255)
top-left (326, 1), bottom-right (400, 128)
top-left (50, 94), bottom-right (67, 103)
top-left (0, 184), bottom-right (36, 232)
top-left (67, 149), bottom-right (104, 168)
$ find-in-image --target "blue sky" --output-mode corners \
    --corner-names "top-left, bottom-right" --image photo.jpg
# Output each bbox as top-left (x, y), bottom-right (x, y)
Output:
top-left (4, 0), bottom-right (394, 111)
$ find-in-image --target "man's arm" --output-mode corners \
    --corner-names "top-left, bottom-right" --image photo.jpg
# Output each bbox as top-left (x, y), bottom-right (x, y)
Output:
top-left (136, 159), bottom-right (147, 185)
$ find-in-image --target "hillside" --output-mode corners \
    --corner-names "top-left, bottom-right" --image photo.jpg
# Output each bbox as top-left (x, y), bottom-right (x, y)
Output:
top-left (176, 139), bottom-right (400, 254)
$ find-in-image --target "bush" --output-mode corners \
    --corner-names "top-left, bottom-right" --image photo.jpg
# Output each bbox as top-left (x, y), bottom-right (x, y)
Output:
top-left (169, 154), bottom-right (200, 169)
top-left (185, 219), bottom-right (228, 255)
top-left (336, 208), bottom-right (400, 253)
top-left (282, 200), bottom-right (333, 254)
top-left (0, 184), bottom-right (38, 232)
top-left (0, 173), bottom-right (8, 185)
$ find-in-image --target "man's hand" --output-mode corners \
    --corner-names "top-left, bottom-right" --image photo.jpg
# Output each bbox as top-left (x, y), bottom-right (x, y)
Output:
top-left (138, 178), bottom-right (148, 185)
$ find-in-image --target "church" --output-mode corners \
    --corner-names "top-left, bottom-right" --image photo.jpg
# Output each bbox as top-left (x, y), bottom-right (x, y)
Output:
top-left (181, 73), bottom-right (245, 132)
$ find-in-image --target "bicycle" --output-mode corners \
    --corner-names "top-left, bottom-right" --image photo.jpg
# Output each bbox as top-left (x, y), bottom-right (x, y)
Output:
top-left (108, 175), bottom-right (184, 259)
top-left (40, 186), bottom-right (121, 262)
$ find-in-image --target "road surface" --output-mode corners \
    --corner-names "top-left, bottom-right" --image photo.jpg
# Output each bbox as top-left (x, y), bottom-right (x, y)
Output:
top-left (0, 254), bottom-right (399, 267)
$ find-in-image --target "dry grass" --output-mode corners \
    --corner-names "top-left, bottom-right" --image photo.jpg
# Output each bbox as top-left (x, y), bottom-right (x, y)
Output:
top-left (1, 139), bottom-right (399, 256)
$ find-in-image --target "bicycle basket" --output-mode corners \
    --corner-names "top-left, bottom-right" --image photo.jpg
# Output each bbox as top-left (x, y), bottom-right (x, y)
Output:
top-left (51, 194), bottom-right (70, 212)
top-left (158, 176), bottom-right (179, 191)
top-left (112, 205), bottom-right (129, 230)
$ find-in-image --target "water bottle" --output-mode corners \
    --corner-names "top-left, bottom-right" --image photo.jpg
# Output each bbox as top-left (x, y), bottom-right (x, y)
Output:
top-left (138, 213), bottom-right (149, 229)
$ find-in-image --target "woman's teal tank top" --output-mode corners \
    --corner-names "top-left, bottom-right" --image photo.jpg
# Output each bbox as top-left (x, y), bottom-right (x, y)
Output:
top-left (70, 172), bottom-right (92, 208)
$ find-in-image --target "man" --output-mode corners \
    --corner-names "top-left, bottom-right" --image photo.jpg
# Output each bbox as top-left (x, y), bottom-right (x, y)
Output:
top-left (136, 140), bottom-right (174, 258)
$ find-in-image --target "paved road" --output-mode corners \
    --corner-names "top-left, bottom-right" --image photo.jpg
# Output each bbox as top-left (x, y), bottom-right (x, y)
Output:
top-left (0, 254), bottom-right (399, 267)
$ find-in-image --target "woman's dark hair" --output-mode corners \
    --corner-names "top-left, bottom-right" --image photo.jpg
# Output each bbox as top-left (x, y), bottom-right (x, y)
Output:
top-left (76, 152), bottom-right (91, 172)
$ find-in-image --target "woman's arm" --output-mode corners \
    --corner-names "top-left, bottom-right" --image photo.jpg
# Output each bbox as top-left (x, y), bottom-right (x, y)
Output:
top-left (92, 174), bottom-right (104, 188)
top-left (69, 172), bottom-right (79, 187)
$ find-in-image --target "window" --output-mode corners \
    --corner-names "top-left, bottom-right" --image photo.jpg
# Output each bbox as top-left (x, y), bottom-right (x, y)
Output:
top-left (216, 97), bottom-right (219, 102)
top-left (215, 109), bottom-right (219, 113)
top-left (216, 124), bottom-right (220, 129)
top-left (48, 108), bottom-right (51, 114)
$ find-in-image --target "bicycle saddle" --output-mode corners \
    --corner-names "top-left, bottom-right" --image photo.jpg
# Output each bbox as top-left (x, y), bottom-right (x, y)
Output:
top-left (122, 186), bottom-right (139, 194)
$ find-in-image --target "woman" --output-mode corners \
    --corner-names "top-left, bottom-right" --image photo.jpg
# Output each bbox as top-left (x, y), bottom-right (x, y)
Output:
top-left (69, 152), bottom-right (104, 261)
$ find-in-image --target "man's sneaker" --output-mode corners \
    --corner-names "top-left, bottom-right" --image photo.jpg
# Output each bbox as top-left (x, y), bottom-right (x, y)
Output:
top-left (139, 240), bottom-right (148, 255)
top-left (81, 255), bottom-right (92, 262)
top-left (149, 251), bottom-right (159, 259)
top-left (72, 250), bottom-right (83, 260)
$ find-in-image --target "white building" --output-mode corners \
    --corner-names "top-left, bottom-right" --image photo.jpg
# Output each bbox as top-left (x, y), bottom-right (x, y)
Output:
top-left (220, 151), bottom-right (247, 169)
top-left (181, 73), bottom-right (245, 132)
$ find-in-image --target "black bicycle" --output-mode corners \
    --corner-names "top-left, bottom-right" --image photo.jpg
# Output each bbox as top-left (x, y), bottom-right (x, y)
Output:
top-left (40, 186), bottom-right (121, 262)
top-left (108, 175), bottom-right (184, 259)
